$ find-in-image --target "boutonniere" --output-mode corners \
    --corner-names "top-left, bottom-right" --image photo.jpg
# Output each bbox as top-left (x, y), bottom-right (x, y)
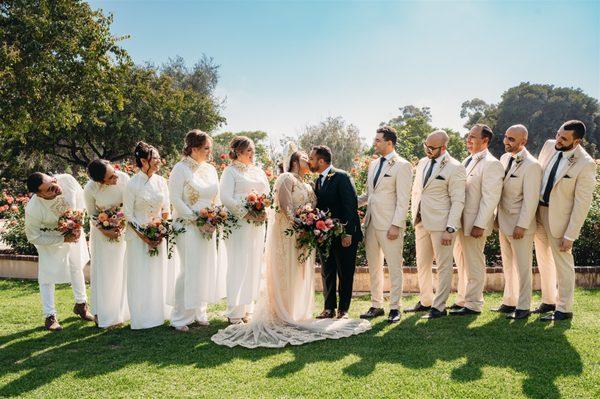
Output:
top-left (568, 154), bottom-right (577, 166)
top-left (515, 154), bottom-right (525, 164)
top-left (387, 157), bottom-right (397, 167)
top-left (326, 172), bottom-right (335, 179)
top-left (440, 157), bottom-right (448, 168)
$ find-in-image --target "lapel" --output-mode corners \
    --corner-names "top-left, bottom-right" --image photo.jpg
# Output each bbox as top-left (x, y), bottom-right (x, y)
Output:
top-left (465, 153), bottom-right (484, 176)
top-left (321, 168), bottom-right (336, 192)
top-left (423, 154), bottom-right (449, 189)
top-left (374, 154), bottom-right (397, 190)
top-left (502, 149), bottom-right (528, 182)
top-left (553, 147), bottom-right (581, 187)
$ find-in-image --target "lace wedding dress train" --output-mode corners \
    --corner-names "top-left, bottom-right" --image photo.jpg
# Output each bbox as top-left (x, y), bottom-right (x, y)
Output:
top-left (211, 172), bottom-right (371, 348)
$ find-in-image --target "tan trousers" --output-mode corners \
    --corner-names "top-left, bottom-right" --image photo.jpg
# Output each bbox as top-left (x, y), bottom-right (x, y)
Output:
top-left (365, 224), bottom-right (405, 310)
top-left (534, 206), bottom-right (575, 313)
top-left (415, 223), bottom-right (455, 312)
top-left (499, 231), bottom-right (533, 310)
top-left (454, 230), bottom-right (487, 312)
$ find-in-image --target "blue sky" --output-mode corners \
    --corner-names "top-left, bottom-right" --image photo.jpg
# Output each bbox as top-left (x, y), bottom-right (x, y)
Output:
top-left (90, 0), bottom-right (600, 143)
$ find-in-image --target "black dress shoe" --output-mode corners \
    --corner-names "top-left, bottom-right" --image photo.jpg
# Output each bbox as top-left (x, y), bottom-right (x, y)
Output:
top-left (387, 309), bottom-right (401, 323)
top-left (360, 307), bottom-right (385, 319)
top-left (491, 304), bottom-right (516, 314)
top-left (404, 301), bottom-right (431, 313)
top-left (532, 303), bottom-right (556, 314)
top-left (506, 309), bottom-right (530, 320)
top-left (316, 309), bottom-right (335, 319)
top-left (447, 303), bottom-right (462, 310)
top-left (539, 311), bottom-right (573, 322)
top-left (449, 307), bottom-right (481, 316)
top-left (422, 308), bottom-right (447, 319)
top-left (336, 310), bottom-right (349, 319)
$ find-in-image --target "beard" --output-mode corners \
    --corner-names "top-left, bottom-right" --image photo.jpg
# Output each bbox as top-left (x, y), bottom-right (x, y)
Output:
top-left (555, 142), bottom-right (574, 152)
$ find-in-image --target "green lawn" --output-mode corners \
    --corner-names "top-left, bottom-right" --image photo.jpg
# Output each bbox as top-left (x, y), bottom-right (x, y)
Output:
top-left (0, 280), bottom-right (598, 398)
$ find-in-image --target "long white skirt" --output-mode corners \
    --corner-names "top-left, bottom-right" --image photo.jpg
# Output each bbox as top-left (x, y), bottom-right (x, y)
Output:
top-left (225, 222), bottom-right (266, 311)
top-left (125, 227), bottom-right (170, 330)
top-left (89, 227), bottom-right (129, 328)
top-left (169, 225), bottom-right (227, 322)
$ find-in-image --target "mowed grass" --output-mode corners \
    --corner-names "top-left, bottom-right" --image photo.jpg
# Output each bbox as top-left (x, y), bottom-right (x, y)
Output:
top-left (0, 280), bottom-right (598, 399)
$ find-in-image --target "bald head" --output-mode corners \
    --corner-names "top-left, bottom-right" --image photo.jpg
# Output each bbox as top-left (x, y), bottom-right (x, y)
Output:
top-left (424, 130), bottom-right (449, 159)
top-left (503, 124), bottom-right (528, 154)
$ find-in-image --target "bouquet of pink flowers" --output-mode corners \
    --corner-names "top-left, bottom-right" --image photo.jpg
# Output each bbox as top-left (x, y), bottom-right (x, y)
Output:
top-left (194, 205), bottom-right (239, 240)
top-left (284, 204), bottom-right (345, 263)
top-left (42, 209), bottom-right (85, 241)
top-left (243, 191), bottom-right (273, 225)
top-left (92, 205), bottom-right (126, 242)
top-left (132, 217), bottom-right (179, 258)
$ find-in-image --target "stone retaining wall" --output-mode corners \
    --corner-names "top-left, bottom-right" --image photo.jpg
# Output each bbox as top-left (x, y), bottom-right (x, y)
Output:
top-left (2, 254), bottom-right (598, 292)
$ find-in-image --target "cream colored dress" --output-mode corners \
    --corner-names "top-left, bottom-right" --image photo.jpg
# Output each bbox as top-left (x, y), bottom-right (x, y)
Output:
top-left (212, 172), bottom-right (371, 348)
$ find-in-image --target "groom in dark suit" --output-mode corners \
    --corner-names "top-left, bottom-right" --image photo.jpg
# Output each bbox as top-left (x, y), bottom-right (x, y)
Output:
top-left (309, 145), bottom-right (363, 319)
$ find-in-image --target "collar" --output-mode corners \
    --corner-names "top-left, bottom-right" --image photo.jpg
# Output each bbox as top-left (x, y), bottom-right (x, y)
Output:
top-left (557, 146), bottom-right (577, 160)
top-left (433, 151), bottom-right (447, 163)
top-left (380, 151), bottom-right (396, 162)
top-left (136, 171), bottom-right (153, 183)
top-left (470, 148), bottom-right (488, 160)
top-left (321, 165), bottom-right (333, 178)
top-left (508, 148), bottom-right (526, 160)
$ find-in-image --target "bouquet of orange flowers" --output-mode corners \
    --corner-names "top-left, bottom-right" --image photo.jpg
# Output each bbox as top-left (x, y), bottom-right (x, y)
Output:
top-left (284, 204), bottom-right (345, 263)
top-left (194, 205), bottom-right (238, 240)
top-left (92, 205), bottom-right (126, 242)
top-left (132, 217), bottom-right (179, 258)
top-left (243, 191), bottom-right (272, 225)
top-left (42, 209), bottom-right (85, 241)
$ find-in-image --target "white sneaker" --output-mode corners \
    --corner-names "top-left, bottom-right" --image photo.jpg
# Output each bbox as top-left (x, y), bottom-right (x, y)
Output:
top-left (174, 325), bottom-right (189, 332)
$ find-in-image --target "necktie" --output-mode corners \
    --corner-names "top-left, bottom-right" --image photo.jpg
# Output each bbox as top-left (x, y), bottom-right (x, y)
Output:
top-left (315, 175), bottom-right (322, 191)
top-left (423, 159), bottom-right (436, 187)
top-left (542, 151), bottom-right (563, 204)
top-left (465, 156), bottom-right (473, 168)
top-left (504, 156), bottom-right (515, 177)
top-left (373, 157), bottom-right (386, 188)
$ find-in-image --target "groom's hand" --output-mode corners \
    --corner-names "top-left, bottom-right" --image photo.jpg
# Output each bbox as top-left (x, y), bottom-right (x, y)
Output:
top-left (387, 225), bottom-right (400, 241)
top-left (341, 235), bottom-right (352, 248)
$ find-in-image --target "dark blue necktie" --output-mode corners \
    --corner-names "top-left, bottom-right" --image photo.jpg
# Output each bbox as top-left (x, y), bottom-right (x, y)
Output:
top-left (373, 157), bottom-right (386, 188)
top-left (423, 159), bottom-right (436, 187)
top-left (542, 151), bottom-right (563, 204)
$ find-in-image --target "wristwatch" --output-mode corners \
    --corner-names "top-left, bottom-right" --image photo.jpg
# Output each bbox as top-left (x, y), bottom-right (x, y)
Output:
top-left (445, 226), bottom-right (456, 234)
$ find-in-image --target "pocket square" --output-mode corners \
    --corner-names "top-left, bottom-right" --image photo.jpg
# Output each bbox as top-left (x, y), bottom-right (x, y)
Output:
top-left (509, 174), bottom-right (518, 178)
top-left (435, 175), bottom-right (445, 180)
top-left (564, 175), bottom-right (572, 179)
top-left (383, 174), bottom-right (391, 177)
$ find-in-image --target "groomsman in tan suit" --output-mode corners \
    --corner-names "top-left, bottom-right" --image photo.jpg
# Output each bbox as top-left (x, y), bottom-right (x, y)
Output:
top-left (534, 120), bottom-right (596, 321)
top-left (358, 126), bottom-right (413, 323)
top-left (406, 130), bottom-right (466, 319)
top-left (494, 125), bottom-right (542, 320)
top-left (451, 124), bottom-right (504, 315)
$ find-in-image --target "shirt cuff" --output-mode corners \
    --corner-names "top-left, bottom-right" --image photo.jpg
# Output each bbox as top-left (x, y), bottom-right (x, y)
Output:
top-left (563, 235), bottom-right (574, 242)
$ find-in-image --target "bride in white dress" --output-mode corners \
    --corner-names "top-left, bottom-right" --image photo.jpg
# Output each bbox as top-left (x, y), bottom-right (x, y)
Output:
top-left (212, 144), bottom-right (371, 348)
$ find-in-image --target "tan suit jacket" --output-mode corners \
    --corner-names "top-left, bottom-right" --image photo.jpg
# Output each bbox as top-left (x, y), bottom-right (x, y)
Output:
top-left (358, 152), bottom-right (413, 230)
top-left (462, 150), bottom-right (504, 236)
top-left (538, 140), bottom-right (596, 239)
top-left (497, 149), bottom-right (542, 236)
top-left (411, 153), bottom-right (466, 232)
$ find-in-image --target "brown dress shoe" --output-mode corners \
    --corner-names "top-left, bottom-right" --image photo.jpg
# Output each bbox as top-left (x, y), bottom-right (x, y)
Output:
top-left (336, 310), bottom-right (349, 319)
top-left (45, 315), bottom-right (62, 331)
top-left (73, 302), bottom-right (94, 321)
top-left (316, 309), bottom-right (335, 319)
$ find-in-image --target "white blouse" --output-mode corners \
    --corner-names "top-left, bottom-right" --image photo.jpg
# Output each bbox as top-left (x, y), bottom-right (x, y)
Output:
top-left (220, 161), bottom-right (270, 219)
top-left (84, 170), bottom-right (130, 215)
top-left (124, 172), bottom-right (170, 227)
top-left (169, 157), bottom-right (219, 222)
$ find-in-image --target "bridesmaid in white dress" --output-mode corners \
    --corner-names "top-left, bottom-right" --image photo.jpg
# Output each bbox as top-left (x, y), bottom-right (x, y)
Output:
top-left (124, 142), bottom-right (171, 330)
top-left (212, 144), bottom-right (370, 348)
top-left (220, 136), bottom-right (270, 324)
top-left (169, 130), bottom-right (226, 332)
top-left (84, 160), bottom-right (130, 328)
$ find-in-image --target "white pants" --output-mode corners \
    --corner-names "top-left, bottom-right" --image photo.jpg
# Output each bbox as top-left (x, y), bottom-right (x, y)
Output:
top-left (227, 302), bottom-right (255, 320)
top-left (365, 224), bottom-right (405, 310)
top-left (534, 206), bottom-right (575, 313)
top-left (39, 266), bottom-right (87, 317)
top-left (170, 267), bottom-right (208, 327)
top-left (499, 231), bottom-right (533, 310)
top-left (415, 223), bottom-right (456, 312)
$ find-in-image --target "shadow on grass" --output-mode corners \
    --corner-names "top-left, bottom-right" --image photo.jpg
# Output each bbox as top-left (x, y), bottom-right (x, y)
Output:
top-left (0, 312), bottom-right (582, 398)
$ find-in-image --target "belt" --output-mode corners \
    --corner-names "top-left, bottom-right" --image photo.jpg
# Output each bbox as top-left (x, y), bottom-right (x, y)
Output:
top-left (538, 201), bottom-right (549, 207)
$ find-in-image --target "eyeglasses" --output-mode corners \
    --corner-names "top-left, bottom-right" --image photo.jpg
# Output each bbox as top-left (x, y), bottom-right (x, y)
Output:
top-left (422, 141), bottom-right (443, 152)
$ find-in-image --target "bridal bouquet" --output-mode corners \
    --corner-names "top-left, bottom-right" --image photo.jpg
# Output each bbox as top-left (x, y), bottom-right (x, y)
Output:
top-left (42, 209), bottom-right (85, 240)
top-left (284, 204), bottom-right (345, 263)
top-left (243, 191), bottom-right (272, 225)
top-left (132, 218), bottom-right (180, 258)
top-left (194, 205), bottom-right (238, 240)
top-left (92, 205), bottom-right (125, 242)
